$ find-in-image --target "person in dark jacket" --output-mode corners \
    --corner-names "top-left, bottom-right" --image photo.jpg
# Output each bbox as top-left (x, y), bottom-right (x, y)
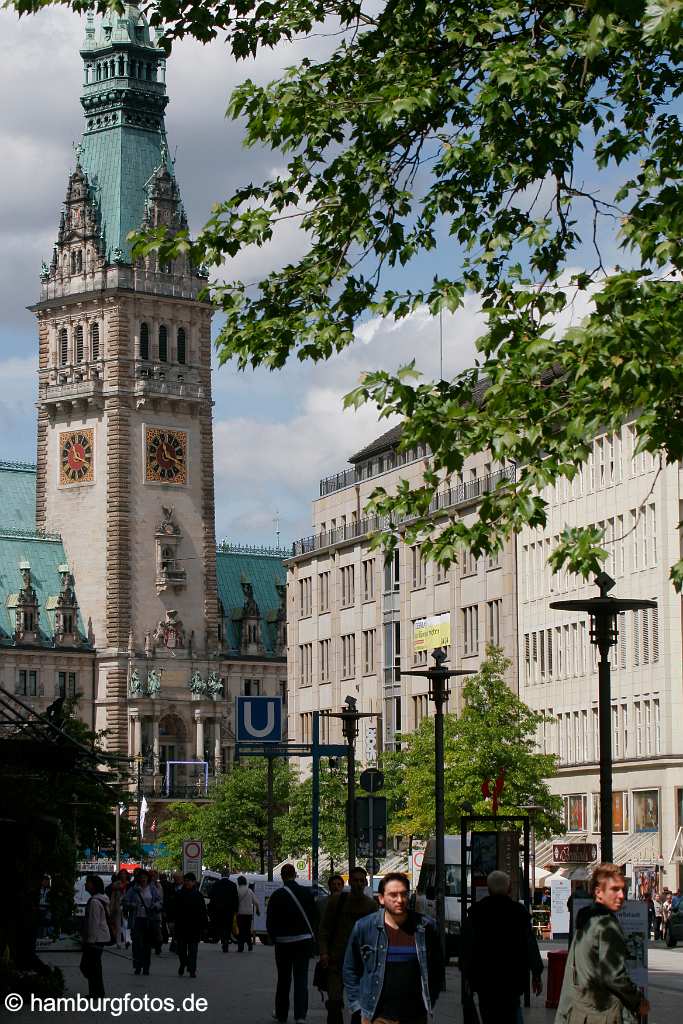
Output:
top-left (208, 870), bottom-right (239, 952)
top-left (174, 872), bottom-right (208, 978)
top-left (267, 864), bottom-right (319, 1024)
top-left (343, 872), bottom-right (443, 1024)
top-left (461, 870), bottom-right (543, 1024)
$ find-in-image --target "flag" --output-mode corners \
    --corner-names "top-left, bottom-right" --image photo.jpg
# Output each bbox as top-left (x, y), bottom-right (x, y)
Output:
top-left (139, 795), bottom-right (149, 836)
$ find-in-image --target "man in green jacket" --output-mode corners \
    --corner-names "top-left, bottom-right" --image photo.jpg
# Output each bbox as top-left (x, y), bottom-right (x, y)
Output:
top-left (318, 867), bottom-right (376, 1024)
top-left (556, 864), bottom-right (650, 1023)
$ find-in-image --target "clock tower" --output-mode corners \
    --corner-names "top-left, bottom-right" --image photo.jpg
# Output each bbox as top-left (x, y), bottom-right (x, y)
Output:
top-left (32, 5), bottom-right (218, 751)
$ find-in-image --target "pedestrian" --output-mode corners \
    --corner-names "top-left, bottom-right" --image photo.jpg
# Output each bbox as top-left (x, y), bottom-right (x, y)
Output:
top-left (644, 893), bottom-right (656, 939)
top-left (661, 890), bottom-right (673, 941)
top-left (149, 869), bottom-right (165, 953)
top-left (166, 871), bottom-right (184, 952)
top-left (174, 872), bottom-right (208, 978)
top-left (208, 869), bottom-right (239, 952)
top-left (318, 873), bottom-right (345, 915)
top-left (318, 865), bottom-right (376, 1024)
top-left (267, 863), bottom-right (319, 1024)
top-left (343, 871), bottom-right (443, 1024)
top-left (80, 874), bottom-right (110, 998)
top-left (236, 875), bottom-right (261, 952)
top-left (123, 868), bottom-right (163, 976)
top-left (653, 892), bottom-right (663, 941)
top-left (38, 875), bottom-right (52, 940)
top-left (461, 870), bottom-right (543, 1024)
top-left (555, 863), bottom-right (650, 1024)
top-left (108, 869), bottom-right (130, 948)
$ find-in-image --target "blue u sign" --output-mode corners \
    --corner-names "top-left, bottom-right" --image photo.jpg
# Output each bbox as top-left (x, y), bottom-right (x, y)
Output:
top-left (236, 696), bottom-right (282, 743)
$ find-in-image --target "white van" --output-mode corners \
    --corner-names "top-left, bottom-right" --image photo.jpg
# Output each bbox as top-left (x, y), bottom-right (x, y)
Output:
top-left (414, 836), bottom-right (465, 955)
top-left (200, 871), bottom-right (325, 943)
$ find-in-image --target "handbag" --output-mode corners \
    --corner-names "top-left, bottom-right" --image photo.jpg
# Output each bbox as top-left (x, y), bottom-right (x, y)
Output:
top-left (313, 960), bottom-right (329, 994)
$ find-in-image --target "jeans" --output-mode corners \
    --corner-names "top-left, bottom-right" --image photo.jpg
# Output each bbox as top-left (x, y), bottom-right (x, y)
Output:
top-left (177, 937), bottom-right (198, 974)
top-left (132, 920), bottom-right (153, 972)
top-left (80, 944), bottom-right (105, 997)
top-left (236, 914), bottom-right (253, 951)
top-left (274, 941), bottom-right (311, 1022)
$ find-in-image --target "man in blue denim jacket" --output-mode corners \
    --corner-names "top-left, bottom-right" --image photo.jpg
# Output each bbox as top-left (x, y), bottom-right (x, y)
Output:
top-left (343, 873), bottom-right (443, 1024)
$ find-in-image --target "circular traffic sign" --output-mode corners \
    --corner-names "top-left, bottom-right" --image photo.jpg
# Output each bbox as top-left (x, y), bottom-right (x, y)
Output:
top-left (359, 768), bottom-right (384, 793)
top-left (184, 840), bottom-right (201, 860)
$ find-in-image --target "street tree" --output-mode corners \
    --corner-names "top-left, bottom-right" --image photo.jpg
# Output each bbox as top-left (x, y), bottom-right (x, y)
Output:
top-left (381, 647), bottom-right (564, 839)
top-left (277, 760), bottom-right (349, 864)
top-left (10, 1), bottom-right (683, 585)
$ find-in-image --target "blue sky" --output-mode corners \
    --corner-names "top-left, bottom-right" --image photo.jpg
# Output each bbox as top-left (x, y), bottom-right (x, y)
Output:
top-left (0, 8), bottom-right (614, 546)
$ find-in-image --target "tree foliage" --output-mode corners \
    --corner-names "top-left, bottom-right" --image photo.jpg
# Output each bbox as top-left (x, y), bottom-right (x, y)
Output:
top-left (381, 647), bottom-right (564, 839)
top-left (9, 0), bottom-right (683, 586)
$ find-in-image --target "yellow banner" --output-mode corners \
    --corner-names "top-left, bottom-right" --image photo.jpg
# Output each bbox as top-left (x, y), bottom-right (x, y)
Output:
top-left (413, 613), bottom-right (451, 651)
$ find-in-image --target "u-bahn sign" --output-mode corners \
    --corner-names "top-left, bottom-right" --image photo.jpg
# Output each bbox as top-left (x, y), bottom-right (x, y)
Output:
top-left (236, 696), bottom-right (283, 743)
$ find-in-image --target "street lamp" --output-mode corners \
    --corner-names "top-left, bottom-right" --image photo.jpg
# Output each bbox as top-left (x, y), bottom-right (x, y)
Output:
top-left (550, 572), bottom-right (656, 863)
top-left (402, 649), bottom-right (475, 952)
top-left (322, 697), bottom-right (375, 870)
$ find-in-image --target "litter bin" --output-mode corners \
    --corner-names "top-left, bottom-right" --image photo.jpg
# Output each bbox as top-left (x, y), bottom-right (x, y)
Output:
top-left (546, 949), bottom-right (568, 1008)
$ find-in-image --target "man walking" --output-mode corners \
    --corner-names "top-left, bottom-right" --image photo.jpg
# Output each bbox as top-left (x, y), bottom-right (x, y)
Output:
top-left (461, 870), bottom-right (543, 1024)
top-left (174, 872), bottom-right (208, 978)
top-left (123, 869), bottom-right (163, 976)
top-left (267, 863), bottom-right (319, 1024)
top-left (319, 866), bottom-right (376, 1024)
top-left (208, 870), bottom-right (238, 952)
top-left (556, 863), bottom-right (650, 1023)
top-left (343, 871), bottom-right (443, 1024)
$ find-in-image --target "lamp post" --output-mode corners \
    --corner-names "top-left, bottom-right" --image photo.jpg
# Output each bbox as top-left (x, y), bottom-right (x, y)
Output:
top-left (401, 649), bottom-right (475, 952)
top-left (520, 802), bottom-right (544, 901)
top-left (323, 697), bottom-right (376, 871)
top-left (551, 572), bottom-right (656, 863)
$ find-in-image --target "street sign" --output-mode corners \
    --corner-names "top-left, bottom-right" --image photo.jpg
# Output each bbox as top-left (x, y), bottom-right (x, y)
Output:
top-left (355, 796), bottom-right (387, 858)
top-left (360, 768), bottom-right (384, 793)
top-left (236, 695), bottom-right (283, 743)
top-left (413, 613), bottom-right (451, 652)
top-left (182, 838), bottom-right (203, 877)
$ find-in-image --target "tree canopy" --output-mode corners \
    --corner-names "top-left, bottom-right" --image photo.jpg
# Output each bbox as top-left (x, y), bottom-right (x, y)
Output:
top-left (9, 0), bottom-right (683, 585)
top-left (382, 647), bottom-right (564, 839)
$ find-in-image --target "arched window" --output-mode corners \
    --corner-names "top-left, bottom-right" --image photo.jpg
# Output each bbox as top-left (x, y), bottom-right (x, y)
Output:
top-left (158, 325), bottom-right (168, 362)
top-left (90, 322), bottom-right (100, 361)
top-left (76, 250), bottom-right (83, 272)
top-left (75, 324), bottom-right (84, 363)
top-left (140, 322), bottom-right (149, 361)
top-left (96, 63), bottom-right (102, 82)
top-left (59, 328), bottom-right (68, 366)
top-left (117, 56), bottom-right (124, 76)
top-left (70, 251), bottom-right (77, 274)
top-left (177, 327), bottom-right (186, 365)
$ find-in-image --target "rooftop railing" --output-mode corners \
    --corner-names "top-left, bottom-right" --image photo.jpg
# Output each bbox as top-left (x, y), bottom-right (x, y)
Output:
top-left (293, 465), bottom-right (515, 557)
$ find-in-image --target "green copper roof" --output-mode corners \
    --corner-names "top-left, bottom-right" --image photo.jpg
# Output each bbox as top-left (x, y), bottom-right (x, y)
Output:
top-left (0, 461), bottom-right (37, 531)
top-left (216, 546), bottom-right (287, 658)
top-left (76, 4), bottom-right (177, 261)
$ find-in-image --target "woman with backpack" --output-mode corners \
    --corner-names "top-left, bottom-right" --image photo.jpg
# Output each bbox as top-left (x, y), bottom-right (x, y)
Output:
top-left (81, 874), bottom-right (111, 998)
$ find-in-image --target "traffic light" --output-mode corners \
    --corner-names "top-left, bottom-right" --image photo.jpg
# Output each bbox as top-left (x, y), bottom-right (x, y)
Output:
top-left (354, 796), bottom-right (387, 859)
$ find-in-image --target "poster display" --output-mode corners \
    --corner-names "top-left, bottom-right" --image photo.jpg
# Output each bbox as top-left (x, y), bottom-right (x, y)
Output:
top-left (549, 875), bottom-right (571, 937)
top-left (413, 613), bottom-right (451, 651)
top-left (633, 790), bottom-right (659, 833)
top-left (592, 790), bottom-right (629, 833)
top-left (573, 900), bottom-right (648, 999)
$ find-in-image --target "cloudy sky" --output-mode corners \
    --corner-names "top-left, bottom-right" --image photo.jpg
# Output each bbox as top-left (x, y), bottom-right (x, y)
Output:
top-left (1, 8), bottom-right (605, 547)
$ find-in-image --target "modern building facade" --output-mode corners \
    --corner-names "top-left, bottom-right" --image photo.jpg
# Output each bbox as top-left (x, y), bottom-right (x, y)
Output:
top-left (0, 6), bottom-right (286, 838)
top-left (286, 426), bottom-right (518, 762)
top-left (518, 422), bottom-right (683, 890)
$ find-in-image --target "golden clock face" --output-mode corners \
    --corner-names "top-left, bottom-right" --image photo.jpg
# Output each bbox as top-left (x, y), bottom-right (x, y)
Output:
top-left (145, 427), bottom-right (187, 484)
top-left (60, 429), bottom-right (94, 485)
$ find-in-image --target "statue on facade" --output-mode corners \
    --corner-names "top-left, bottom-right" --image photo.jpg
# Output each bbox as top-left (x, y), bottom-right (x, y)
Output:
top-left (129, 669), bottom-right (144, 697)
top-left (189, 671), bottom-right (207, 696)
top-left (146, 669), bottom-right (161, 696)
top-left (207, 671), bottom-right (223, 699)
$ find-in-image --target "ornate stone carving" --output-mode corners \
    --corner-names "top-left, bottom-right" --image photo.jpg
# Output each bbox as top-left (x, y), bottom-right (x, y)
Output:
top-left (129, 669), bottom-right (144, 696)
top-left (152, 609), bottom-right (185, 651)
top-left (156, 506), bottom-right (186, 593)
top-left (207, 670), bottom-right (223, 699)
top-left (189, 670), bottom-right (207, 697)
top-left (146, 669), bottom-right (161, 696)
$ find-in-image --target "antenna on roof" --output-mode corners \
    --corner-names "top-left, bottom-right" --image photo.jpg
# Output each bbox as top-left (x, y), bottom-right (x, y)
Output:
top-left (274, 509), bottom-right (281, 549)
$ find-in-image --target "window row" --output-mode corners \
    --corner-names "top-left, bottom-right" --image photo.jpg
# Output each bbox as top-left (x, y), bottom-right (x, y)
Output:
top-left (547, 427), bottom-right (657, 506)
top-left (13, 670), bottom-right (78, 698)
top-left (57, 323), bottom-right (101, 366)
top-left (299, 560), bottom-right (377, 617)
top-left (139, 323), bottom-right (187, 364)
top-left (538, 698), bottom-right (661, 764)
top-left (524, 606), bottom-right (658, 685)
top-left (298, 630), bottom-right (378, 685)
top-left (562, 788), bottom-right (660, 835)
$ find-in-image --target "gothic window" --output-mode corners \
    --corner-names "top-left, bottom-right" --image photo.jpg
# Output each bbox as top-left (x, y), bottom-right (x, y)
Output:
top-left (96, 63), bottom-right (102, 82)
top-left (118, 56), bottom-right (124, 76)
top-left (59, 328), bottom-right (68, 366)
top-left (90, 322), bottom-right (100, 361)
top-left (71, 251), bottom-right (77, 274)
top-left (77, 250), bottom-right (83, 272)
top-left (75, 324), bottom-right (84, 363)
top-left (159, 324), bottom-right (168, 362)
top-left (177, 327), bottom-right (186, 364)
top-left (140, 322), bottom-right (150, 360)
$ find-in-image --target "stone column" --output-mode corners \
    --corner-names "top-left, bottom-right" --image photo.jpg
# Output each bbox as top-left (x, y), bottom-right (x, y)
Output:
top-left (194, 710), bottom-right (204, 760)
top-left (130, 710), bottom-right (141, 757)
top-left (214, 719), bottom-right (221, 773)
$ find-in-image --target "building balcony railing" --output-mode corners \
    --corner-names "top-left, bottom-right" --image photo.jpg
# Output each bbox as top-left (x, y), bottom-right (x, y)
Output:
top-left (40, 376), bottom-right (104, 405)
top-left (134, 375), bottom-right (206, 402)
top-left (293, 465), bottom-right (515, 557)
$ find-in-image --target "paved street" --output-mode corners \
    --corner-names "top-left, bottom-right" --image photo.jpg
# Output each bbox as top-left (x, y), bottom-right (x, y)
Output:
top-left (8, 938), bottom-right (681, 1023)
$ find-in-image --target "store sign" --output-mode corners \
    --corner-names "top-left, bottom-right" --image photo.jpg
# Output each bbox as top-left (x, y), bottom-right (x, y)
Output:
top-left (413, 613), bottom-right (451, 652)
top-left (553, 842), bottom-right (598, 864)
